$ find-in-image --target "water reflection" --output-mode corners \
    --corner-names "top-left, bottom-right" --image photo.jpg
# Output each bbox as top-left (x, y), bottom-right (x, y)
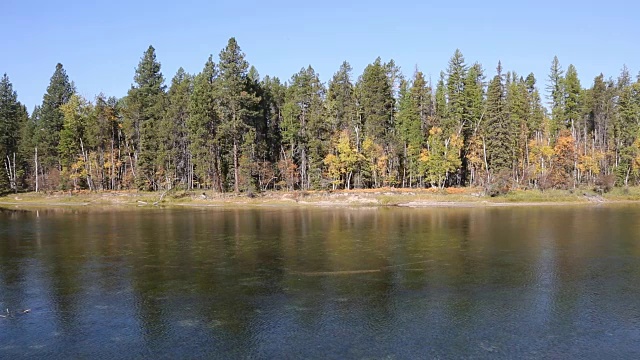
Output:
top-left (0, 206), bottom-right (640, 358)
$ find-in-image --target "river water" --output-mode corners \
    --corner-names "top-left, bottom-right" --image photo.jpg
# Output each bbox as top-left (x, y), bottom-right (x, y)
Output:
top-left (0, 205), bottom-right (639, 359)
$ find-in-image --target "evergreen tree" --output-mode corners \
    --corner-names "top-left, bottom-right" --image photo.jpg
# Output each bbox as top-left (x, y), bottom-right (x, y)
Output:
top-left (484, 62), bottom-right (512, 178)
top-left (547, 56), bottom-right (564, 136)
top-left (524, 73), bottom-right (545, 140)
top-left (327, 61), bottom-right (357, 135)
top-left (358, 58), bottom-right (394, 147)
top-left (396, 71), bottom-right (429, 186)
top-left (563, 64), bottom-right (582, 135)
top-left (217, 38), bottom-right (261, 192)
top-left (614, 80), bottom-right (640, 184)
top-left (161, 68), bottom-right (192, 188)
top-left (124, 45), bottom-right (166, 190)
top-left (357, 57), bottom-right (395, 185)
top-left (261, 75), bottom-right (286, 163)
top-left (506, 74), bottom-right (530, 181)
top-left (460, 63), bottom-right (485, 184)
top-left (37, 63), bottom-right (75, 174)
top-left (433, 72), bottom-right (447, 128)
top-left (0, 74), bottom-right (24, 191)
top-left (282, 66), bottom-right (326, 189)
top-left (188, 56), bottom-right (222, 191)
top-left (444, 49), bottom-right (467, 136)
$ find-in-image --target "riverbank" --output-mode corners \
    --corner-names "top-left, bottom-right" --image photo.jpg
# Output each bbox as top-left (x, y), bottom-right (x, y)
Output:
top-left (2, 187), bottom-right (640, 210)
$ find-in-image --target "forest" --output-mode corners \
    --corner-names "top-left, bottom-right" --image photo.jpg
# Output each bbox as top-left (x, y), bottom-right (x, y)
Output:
top-left (1, 37), bottom-right (640, 195)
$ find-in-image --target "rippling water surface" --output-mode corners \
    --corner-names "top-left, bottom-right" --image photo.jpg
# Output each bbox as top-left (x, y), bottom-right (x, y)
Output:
top-left (1, 205), bottom-right (640, 359)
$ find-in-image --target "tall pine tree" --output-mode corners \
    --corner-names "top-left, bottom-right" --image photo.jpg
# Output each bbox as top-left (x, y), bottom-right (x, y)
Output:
top-left (124, 46), bottom-right (166, 190)
top-left (0, 74), bottom-right (26, 191)
top-left (217, 38), bottom-right (261, 192)
top-left (36, 63), bottom-right (75, 177)
top-left (484, 62), bottom-right (512, 179)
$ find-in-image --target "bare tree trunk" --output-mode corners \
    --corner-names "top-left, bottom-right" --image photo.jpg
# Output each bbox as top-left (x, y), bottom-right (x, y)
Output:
top-left (35, 147), bottom-right (39, 193)
top-left (482, 137), bottom-right (490, 184)
top-left (233, 140), bottom-right (239, 193)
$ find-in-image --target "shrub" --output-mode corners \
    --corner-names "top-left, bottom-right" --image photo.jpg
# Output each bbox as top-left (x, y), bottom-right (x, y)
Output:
top-left (594, 174), bottom-right (615, 194)
top-left (485, 170), bottom-right (512, 197)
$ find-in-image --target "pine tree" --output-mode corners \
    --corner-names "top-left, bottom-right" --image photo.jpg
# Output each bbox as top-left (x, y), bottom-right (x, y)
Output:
top-left (524, 73), bottom-right (545, 140)
top-left (282, 66), bottom-right (326, 189)
top-left (506, 74), bottom-right (530, 182)
top-left (444, 49), bottom-right (467, 136)
top-left (460, 63), bottom-right (485, 184)
top-left (563, 64), bottom-right (582, 135)
top-left (161, 68), bottom-right (192, 188)
top-left (358, 57), bottom-right (394, 147)
top-left (327, 61), bottom-right (356, 135)
top-left (484, 62), bottom-right (512, 179)
top-left (217, 38), bottom-right (261, 192)
top-left (124, 45), bottom-right (166, 190)
top-left (0, 74), bottom-right (24, 191)
top-left (547, 56), bottom-right (564, 136)
top-left (261, 76), bottom-right (286, 161)
top-left (396, 71), bottom-right (428, 186)
top-left (357, 57), bottom-right (395, 185)
top-left (433, 72), bottom-right (447, 128)
top-left (37, 63), bottom-right (75, 174)
top-left (614, 80), bottom-right (640, 184)
top-left (188, 56), bottom-right (222, 191)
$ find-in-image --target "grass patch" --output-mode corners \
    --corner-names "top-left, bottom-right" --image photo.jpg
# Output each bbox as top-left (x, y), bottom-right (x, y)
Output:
top-left (495, 189), bottom-right (585, 203)
top-left (604, 186), bottom-right (640, 201)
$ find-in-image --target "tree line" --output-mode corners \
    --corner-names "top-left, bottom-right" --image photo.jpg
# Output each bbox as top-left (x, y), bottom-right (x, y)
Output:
top-left (2, 38), bottom-right (640, 194)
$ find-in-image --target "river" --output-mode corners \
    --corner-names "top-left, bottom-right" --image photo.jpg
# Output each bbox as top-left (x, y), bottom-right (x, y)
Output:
top-left (0, 205), bottom-right (639, 358)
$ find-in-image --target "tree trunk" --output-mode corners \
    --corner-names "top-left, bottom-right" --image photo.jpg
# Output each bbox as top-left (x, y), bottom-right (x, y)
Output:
top-left (233, 139), bottom-right (240, 193)
top-left (35, 147), bottom-right (39, 193)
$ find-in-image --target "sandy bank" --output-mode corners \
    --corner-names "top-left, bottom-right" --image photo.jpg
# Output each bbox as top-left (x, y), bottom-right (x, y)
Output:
top-left (1, 187), bottom-right (638, 211)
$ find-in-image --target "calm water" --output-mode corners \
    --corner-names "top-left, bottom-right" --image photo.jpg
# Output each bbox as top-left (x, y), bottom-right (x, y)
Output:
top-left (1, 205), bottom-right (640, 359)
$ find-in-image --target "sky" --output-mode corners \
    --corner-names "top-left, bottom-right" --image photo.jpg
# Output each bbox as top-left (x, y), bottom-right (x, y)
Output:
top-left (3, 0), bottom-right (639, 111)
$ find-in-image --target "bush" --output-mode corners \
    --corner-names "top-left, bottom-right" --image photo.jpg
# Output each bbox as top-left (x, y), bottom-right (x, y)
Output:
top-left (594, 174), bottom-right (615, 194)
top-left (485, 170), bottom-right (512, 197)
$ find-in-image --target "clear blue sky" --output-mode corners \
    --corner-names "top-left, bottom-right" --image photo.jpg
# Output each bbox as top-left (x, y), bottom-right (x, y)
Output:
top-left (3, 0), bottom-right (639, 111)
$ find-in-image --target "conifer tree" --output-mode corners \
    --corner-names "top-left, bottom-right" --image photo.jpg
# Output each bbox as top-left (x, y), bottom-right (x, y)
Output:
top-left (124, 45), bottom-right (166, 190)
top-left (434, 72), bottom-right (447, 128)
top-left (396, 71), bottom-right (428, 186)
top-left (188, 56), bottom-right (222, 191)
top-left (358, 58), bottom-right (394, 147)
top-left (161, 68), bottom-right (192, 188)
top-left (282, 66), bottom-right (326, 189)
top-left (524, 73), bottom-right (545, 140)
top-left (217, 38), bottom-right (261, 192)
top-left (37, 63), bottom-right (75, 173)
top-left (563, 64), bottom-right (582, 136)
top-left (261, 75), bottom-right (286, 163)
top-left (460, 63), bottom-right (485, 184)
top-left (484, 62), bottom-right (512, 178)
top-left (0, 74), bottom-right (25, 191)
top-left (357, 58), bottom-right (395, 185)
top-left (547, 56), bottom-right (564, 136)
top-left (444, 49), bottom-right (467, 136)
top-left (506, 74), bottom-right (530, 181)
top-left (327, 61), bottom-right (356, 135)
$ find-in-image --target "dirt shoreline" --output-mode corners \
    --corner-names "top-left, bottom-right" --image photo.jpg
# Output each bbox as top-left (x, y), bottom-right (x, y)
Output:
top-left (1, 188), bottom-right (638, 210)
